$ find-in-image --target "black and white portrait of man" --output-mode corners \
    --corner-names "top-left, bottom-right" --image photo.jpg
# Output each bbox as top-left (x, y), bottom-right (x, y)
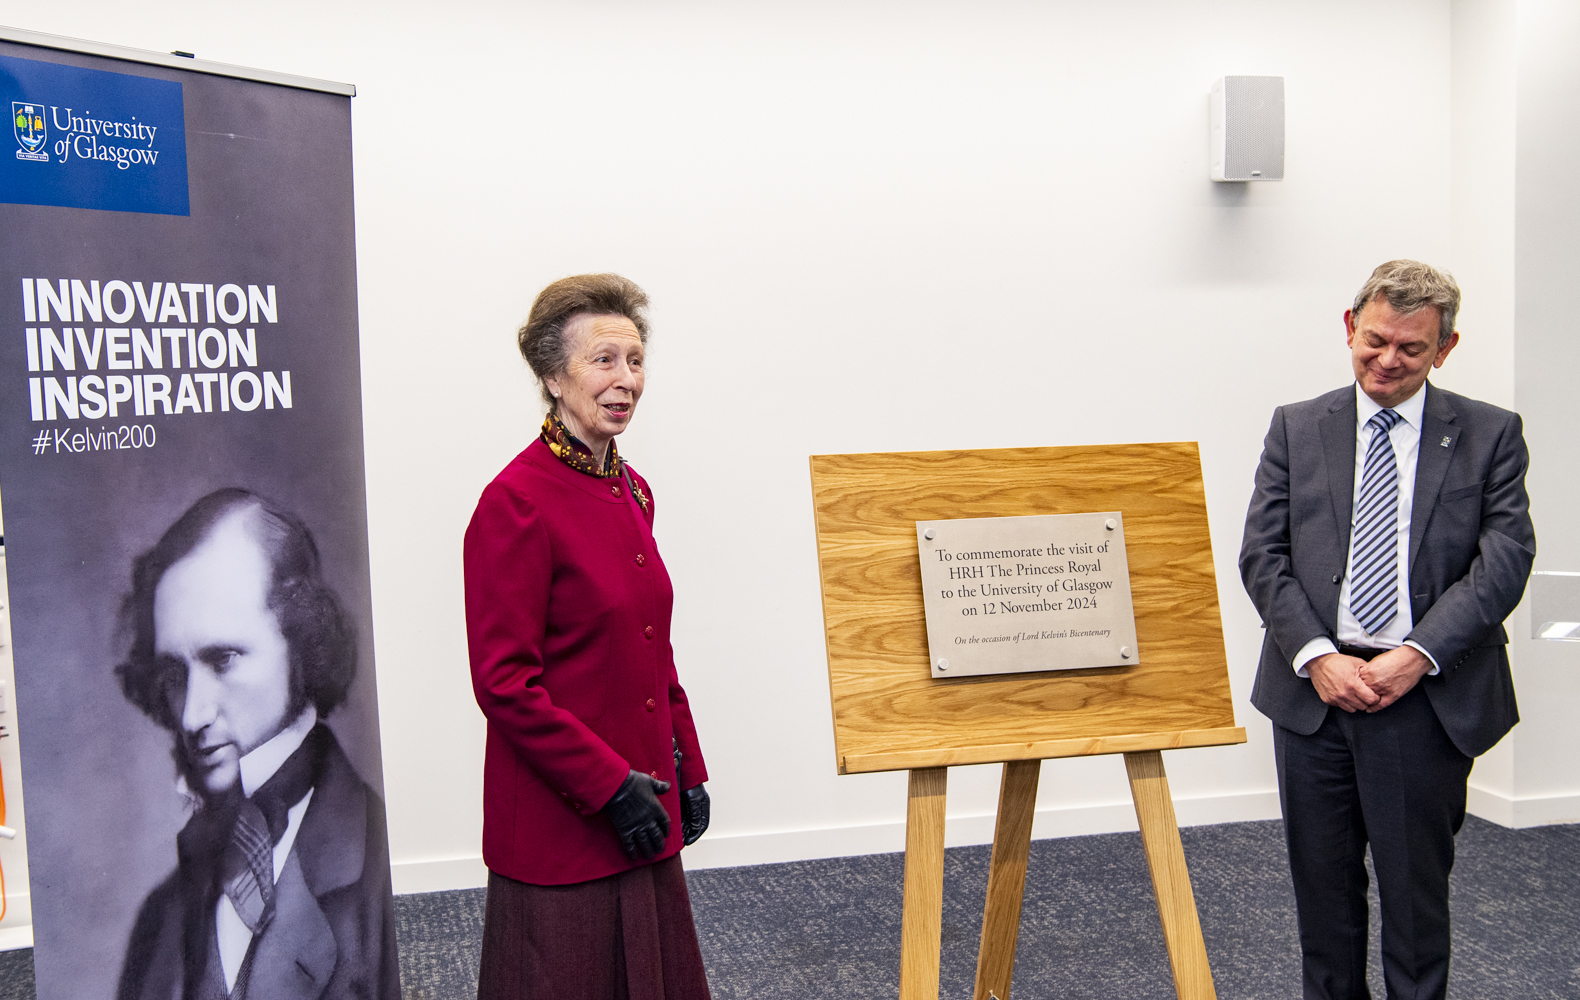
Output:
top-left (112, 488), bottom-right (398, 1000)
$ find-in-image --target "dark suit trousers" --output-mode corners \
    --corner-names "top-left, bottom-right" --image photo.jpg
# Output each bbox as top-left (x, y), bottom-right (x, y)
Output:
top-left (1273, 684), bottom-right (1473, 1000)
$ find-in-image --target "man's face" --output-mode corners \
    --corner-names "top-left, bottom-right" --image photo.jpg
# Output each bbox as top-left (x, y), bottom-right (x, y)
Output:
top-left (153, 511), bottom-right (293, 798)
top-left (1345, 297), bottom-right (1459, 408)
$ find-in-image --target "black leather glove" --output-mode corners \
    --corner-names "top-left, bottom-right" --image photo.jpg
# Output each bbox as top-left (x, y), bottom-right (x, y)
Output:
top-left (680, 783), bottom-right (710, 846)
top-left (602, 770), bottom-right (671, 860)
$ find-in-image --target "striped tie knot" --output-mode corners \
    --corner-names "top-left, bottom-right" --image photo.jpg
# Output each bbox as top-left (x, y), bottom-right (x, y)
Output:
top-left (1348, 408), bottom-right (1404, 635)
top-left (1369, 408), bottom-right (1402, 434)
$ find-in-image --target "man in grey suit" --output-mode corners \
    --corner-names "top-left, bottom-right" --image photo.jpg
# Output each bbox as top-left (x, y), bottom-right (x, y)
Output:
top-left (1241, 260), bottom-right (1534, 1000)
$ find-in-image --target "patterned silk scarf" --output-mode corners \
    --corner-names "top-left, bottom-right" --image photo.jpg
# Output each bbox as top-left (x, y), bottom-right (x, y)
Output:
top-left (540, 412), bottom-right (650, 511)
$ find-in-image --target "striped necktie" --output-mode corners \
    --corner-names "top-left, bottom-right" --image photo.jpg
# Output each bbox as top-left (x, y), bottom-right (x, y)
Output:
top-left (1349, 408), bottom-right (1404, 635)
top-left (221, 798), bottom-right (277, 933)
top-left (218, 726), bottom-right (323, 935)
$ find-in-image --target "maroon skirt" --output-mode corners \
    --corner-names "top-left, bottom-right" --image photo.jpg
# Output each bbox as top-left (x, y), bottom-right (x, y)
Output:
top-left (477, 854), bottom-right (712, 1000)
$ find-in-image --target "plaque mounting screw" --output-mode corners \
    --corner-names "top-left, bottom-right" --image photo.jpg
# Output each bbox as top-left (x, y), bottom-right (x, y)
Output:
top-left (936, 658), bottom-right (949, 671)
top-left (1120, 646), bottom-right (1131, 658)
top-left (1105, 518), bottom-right (1117, 531)
top-left (923, 528), bottom-right (936, 540)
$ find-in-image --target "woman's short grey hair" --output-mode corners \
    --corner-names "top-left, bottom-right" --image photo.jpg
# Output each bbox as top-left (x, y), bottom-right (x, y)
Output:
top-left (517, 274), bottom-right (650, 408)
top-left (1351, 259), bottom-right (1460, 347)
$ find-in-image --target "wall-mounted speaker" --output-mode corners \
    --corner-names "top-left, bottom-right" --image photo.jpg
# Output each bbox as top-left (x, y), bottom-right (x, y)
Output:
top-left (1210, 76), bottom-right (1284, 181)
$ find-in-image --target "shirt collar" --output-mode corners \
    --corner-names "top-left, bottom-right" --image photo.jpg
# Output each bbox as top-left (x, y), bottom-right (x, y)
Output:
top-left (1355, 381), bottom-right (1426, 431)
top-left (238, 705), bottom-right (318, 798)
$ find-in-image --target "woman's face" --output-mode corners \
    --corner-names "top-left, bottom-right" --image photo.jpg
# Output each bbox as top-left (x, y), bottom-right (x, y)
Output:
top-left (545, 313), bottom-right (646, 457)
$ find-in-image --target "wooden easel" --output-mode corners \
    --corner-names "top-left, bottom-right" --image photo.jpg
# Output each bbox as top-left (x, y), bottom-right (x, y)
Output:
top-left (810, 444), bottom-right (1246, 1000)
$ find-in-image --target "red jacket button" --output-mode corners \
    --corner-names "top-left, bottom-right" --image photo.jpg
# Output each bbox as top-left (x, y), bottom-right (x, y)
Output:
top-left (644, 625), bottom-right (654, 639)
top-left (635, 553), bottom-right (646, 566)
top-left (649, 771), bottom-right (659, 780)
top-left (645, 698), bottom-right (656, 712)
top-left (611, 484), bottom-right (622, 497)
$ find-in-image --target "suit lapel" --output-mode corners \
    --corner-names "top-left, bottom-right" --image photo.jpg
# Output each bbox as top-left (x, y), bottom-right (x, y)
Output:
top-left (1319, 389), bottom-right (1358, 556)
top-left (234, 735), bottom-right (371, 1000)
top-left (244, 850), bottom-right (336, 1000)
top-left (294, 740), bottom-right (369, 899)
top-left (1411, 382), bottom-right (1458, 568)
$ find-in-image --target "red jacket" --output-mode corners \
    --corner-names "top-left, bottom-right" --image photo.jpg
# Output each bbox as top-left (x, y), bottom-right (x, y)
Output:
top-left (464, 439), bottom-right (708, 885)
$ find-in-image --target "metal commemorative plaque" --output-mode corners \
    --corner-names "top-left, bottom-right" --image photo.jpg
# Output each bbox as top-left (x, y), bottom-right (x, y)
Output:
top-left (916, 512), bottom-right (1140, 678)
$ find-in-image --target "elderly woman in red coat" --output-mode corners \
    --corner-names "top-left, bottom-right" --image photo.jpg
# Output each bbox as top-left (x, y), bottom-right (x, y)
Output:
top-left (464, 273), bottom-right (712, 999)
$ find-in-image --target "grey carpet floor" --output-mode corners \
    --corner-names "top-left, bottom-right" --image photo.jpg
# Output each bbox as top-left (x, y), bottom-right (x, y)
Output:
top-left (2, 816), bottom-right (1576, 999)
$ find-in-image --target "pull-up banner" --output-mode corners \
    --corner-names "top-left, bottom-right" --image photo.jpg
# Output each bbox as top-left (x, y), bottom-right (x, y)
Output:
top-left (0, 32), bottom-right (400, 1000)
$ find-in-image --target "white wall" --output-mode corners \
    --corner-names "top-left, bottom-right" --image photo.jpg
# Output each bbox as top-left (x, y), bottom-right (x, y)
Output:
top-left (10, 1), bottom-right (1494, 893)
top-left (1502, 0), bottom-right (1580, 824)
top-left (1441, 0), bottom-right (1580, 828)
top-left (1450, 0), bottom-right (1521, 813)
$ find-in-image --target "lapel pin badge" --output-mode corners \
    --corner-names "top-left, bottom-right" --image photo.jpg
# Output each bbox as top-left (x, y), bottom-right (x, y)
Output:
top-left (1440, 436), bottom-right (1451, 447)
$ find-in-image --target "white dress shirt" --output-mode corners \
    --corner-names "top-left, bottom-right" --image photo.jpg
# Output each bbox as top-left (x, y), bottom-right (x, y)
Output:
top-left (215, 706), bottom-right (318, 989)
top-left (1293, 383), bottom-right (1440, 676)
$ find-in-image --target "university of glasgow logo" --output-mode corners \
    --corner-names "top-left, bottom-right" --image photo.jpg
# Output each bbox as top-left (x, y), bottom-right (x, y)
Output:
top-left (13, 101), bottom-right (49, 162)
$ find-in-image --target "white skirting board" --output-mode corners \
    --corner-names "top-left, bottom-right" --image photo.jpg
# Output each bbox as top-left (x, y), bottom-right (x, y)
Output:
top-left (0, 787), bottom-right (1568, 948)
top-left (1467, 783), bottom-right (1580, 828)
top-left (0, 788), bottom-right (1561, 947)
top-left (389, 788), bottom-right (1285, 896)
top-left (385, 786), bottom-right (1580, 897)
top-left (0, 891), bottom-right (32, 952)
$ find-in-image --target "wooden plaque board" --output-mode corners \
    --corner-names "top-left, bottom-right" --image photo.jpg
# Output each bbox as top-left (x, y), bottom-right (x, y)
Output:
top-left (811, 443), bottom-right (1245, 775)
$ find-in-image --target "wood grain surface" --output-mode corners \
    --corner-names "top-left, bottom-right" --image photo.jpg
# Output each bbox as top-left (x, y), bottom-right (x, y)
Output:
top-left (1125, 751), bottom-right (1218, 1000)
top-left (972, 759), bottom-right (1040, 1000)
top-left (811, 444), bottom-right (1243, 772)
top-left (841, 725), bottom-right (1246, 774)
top-left (899, 767), bottom-right (948, 1000)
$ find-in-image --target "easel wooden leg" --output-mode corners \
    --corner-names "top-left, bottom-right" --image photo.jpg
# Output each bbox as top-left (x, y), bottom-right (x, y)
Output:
top-left (972, 758), bottom-right (1041, 1000)
top-left (899, 767), bottom-right (948, 1000)
top-left (1124, 750), bottom-right (1217, 1000)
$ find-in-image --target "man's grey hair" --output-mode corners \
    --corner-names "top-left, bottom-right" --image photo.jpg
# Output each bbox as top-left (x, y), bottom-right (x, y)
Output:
top-left (1352, 259), bottom-right (1460, 347)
